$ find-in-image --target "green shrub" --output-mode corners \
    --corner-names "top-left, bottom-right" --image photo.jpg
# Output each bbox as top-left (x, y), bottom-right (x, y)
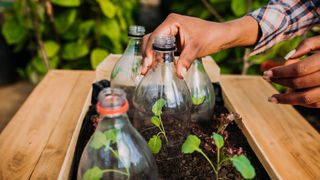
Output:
top-left (1, 0), bottom-right (138, 83)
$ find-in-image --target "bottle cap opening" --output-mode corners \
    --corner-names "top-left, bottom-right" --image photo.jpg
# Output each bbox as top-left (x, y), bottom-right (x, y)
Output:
top-left (128, 25), bottom-right (145, 37)
top-left (152, 35), bottom-right (176, 51)
top-left (96, 88), bottom-right (129, 116)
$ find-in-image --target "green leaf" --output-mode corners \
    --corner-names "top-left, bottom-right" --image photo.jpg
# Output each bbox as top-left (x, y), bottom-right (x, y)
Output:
top-left (192, 95), bottom-right (205, 106)
top-left (231, 155), bottom-right (256, 179)
top-left (181, 135), bottom-right (201, 154)
top-left (152, 98), bottom-right (166, 116)
top-left (79, 20), bottom-right (95, 38)
top-left (97, 0), bottom-right (116, 18)
top-left (54, 9), bottom-right (77, 34)
top-left (90, 131), bottom-right (107, 149)
top-left (148, 135), bottom-right (162, 154)
top-left (2, 18), bottom-right (26, 45)
top-left (83, 166), bottom-right (103, 180)
top-left (104, 129), bottom-right (118, 144)
top-left (90, 48), bottom-right (108, 70)
top-left (231, 0), bottom-right (248, 16)
top-left (42, 41), bottom-right (60, 58)
top-left (196, 61), bottom-right (205, 73)
top-left (151, 116), bottom-right (161, 127)
top-left (97, 19), bottom-right (121, 44)
top-left (111, 67), bottom-right (121, 79)
top-left (212, 133), bottom-right (224, 149)
top-left (62, 42), bottom-right (89, 60)
top-left (50, 0), bottom-right (80, 7)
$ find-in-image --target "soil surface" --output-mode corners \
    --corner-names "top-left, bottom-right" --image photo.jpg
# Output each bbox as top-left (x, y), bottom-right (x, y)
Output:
top-left (72, 81), bottom-right (269, 179)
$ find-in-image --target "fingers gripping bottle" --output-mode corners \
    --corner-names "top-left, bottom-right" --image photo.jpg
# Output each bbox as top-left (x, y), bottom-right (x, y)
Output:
top-left (110, 25), bottom-right (145, 119)
top-left (132, 35), bottom-right (192, 157)
top-left (77, 88), bottom-right (158, 180)
top-left (185, 58), bottom-right (215, 124)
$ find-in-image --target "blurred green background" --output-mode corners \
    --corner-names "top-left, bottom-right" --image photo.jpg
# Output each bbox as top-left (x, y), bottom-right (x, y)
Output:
top-left (0, 0), bottom-right (318, 85)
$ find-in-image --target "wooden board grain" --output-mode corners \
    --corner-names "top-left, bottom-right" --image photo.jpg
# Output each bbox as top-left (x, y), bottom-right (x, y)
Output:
top-left (220, 75), bottom-right (320, 179)
top-left (0, 70), bottom-right (94, 180)
top-left (96, 54), bottom-right (220, 82)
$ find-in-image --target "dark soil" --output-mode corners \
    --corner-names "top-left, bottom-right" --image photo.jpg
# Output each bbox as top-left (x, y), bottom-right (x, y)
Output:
top-left (71, 81), bottom-right (270, 179)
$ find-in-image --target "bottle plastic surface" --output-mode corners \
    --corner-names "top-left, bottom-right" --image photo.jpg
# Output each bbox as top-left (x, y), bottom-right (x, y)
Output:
top-left (132, 35), bottom-right (191, 157)
top-left (185, 58), bottom-right (215, 124)
top-left (77, 88), bottom-right (158, 180)
top-left (110, 25), bottom-right (145, 118)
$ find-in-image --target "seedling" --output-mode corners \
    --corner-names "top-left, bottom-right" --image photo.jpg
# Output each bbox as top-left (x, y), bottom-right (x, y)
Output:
top-left (148, 98), bottom-right (168, 154)
top-left (182, 133), bottom-right (255, 180)
top-left (191, 92), bottom-right (206, 106)
top-left (83, 128), bottom-right (130, 179)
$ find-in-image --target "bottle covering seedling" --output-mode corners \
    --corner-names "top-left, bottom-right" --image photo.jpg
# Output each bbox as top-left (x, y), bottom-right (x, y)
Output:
top-left (148, 98), bottom-right (168, 154)
top-left (84, 128), bottom-right (130, 179)
top-left (182, 133), bottom-right (256, 179)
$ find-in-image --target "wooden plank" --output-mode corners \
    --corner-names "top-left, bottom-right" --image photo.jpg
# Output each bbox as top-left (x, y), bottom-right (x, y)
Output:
top-left (220, 75), bottom-right (320, 179)
top-left (0, 70), bottom-right (80, 179)
top-left (96, 54), bottom-right (220, 82)
top-left (30, 71), bottom-right (95, 179)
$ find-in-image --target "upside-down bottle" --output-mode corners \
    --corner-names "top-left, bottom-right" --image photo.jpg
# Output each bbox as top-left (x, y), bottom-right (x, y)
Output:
top-left (110, 25), bottom-right (145, 119)
top-left (77, 88), bottom-right (158, 180)
top-left (132, 35), bottom-right (191, 157)
top-left (185, 58), bottom-right (215, 124)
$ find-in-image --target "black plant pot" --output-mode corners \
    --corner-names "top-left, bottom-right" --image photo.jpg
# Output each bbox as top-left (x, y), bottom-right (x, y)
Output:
top-left (0, 35), bottom-right (16, 85)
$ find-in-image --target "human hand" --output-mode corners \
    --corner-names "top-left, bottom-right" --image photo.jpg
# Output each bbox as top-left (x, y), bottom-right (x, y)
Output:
top-left (141, 14), bottom-right (259, 78)
top-left (264, 36), bottom-right (320, 108)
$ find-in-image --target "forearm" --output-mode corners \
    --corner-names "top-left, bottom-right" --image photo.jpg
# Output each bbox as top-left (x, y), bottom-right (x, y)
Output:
top-left (198, 16), bottom-right (260, 56)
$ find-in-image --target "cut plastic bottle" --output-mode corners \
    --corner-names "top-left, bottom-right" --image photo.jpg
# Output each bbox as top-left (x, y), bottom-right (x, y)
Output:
top-left (77, 88), bottom-right (158, 180)
top-left (110, 25), bottom-right (145, 118)
top-left (132, 35), bottom-right (191, 157)
top-left (185, 58), bottom-right (215, 124)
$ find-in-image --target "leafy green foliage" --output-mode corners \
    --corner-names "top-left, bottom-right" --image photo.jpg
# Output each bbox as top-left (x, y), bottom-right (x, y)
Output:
top-left (2, 0), bottom-right (138, 83)
top-left (42, 41), bottom-right (60, 58)
top-left (231, 155), bottom-right (256, 179)
top-left (212, 133), bottom-right (224, 149)
top-left (148, 135), bottom-right (162, 154)
top-left (151, 116), bottom-right (161, 127)
top-left (181, 135), bottom-right (201, 153)
top-left (152, 98), bottom-right (166, 116)
top-left (50, 0), bottom-right (80, 7)
top-left (231, 0), bottom-right (248, 17)
top-left (104, 129), bottom-right (118, 144)
top-left (90, 48), bottom-right (109, 70)
top-left (181, 133), bottom-right (255, 179)
top-left (148, 98), bottom-right (168, 154)
top-left (192, 95), bottom-right (205, 106)
top-left (97, 0), bottom-right (116, 18)
top-left (62, 42), bottom-right (89, 60)
top-left (2, 18), bottom-right (27, 45)
top-left (83, 166), bottom-right (103, 180)
top-left (91, 131), bottom-right (107, 149)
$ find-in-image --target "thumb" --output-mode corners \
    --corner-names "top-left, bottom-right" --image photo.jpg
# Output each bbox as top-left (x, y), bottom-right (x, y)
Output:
top-left (286, 36), bottom-right (320, 59)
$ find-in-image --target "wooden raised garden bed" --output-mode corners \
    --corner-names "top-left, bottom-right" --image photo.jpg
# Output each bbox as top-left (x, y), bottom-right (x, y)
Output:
top-left (0, 54), bottom-right (319, 179)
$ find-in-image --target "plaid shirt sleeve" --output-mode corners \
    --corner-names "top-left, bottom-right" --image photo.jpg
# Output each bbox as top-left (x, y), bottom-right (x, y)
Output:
top-left (248, 0), bottom-right (320, 56)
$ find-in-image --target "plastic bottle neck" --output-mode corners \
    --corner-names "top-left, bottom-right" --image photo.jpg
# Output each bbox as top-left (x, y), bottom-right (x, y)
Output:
top-left (155, 51), bottom-right (175, 63)
top-left (124, 37), bottom-right (142, 55)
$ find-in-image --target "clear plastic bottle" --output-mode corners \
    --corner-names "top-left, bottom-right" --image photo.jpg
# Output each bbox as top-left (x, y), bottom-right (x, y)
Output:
top-left (110, 25), bottom-right (145, 119)
top-left (185, 58), bottom-right (215, 124)
top-left (132, 35), bottom-right (191, 157)
top-left (77, 88), bottom-right (158, 180)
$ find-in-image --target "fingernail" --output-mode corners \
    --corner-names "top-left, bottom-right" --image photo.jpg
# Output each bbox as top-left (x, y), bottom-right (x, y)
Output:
top-left (263, 70), bottom-right (273, 78)
top-left (284, 49), bottom-right (296, 60)
top-left (262, 74), bottom-right (270, 82)
top-left (268, 97), bottom-right (278, 104)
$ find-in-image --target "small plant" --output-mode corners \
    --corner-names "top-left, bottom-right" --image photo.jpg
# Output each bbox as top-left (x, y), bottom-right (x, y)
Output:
top-left (191, 92), bottom-right (206, 106)
top-left (84, 128), bottom-right (130, 179)
top-left (148, 98), bottom-right (168, 154)
top-left (182, 133), bottom-right (255, 180)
